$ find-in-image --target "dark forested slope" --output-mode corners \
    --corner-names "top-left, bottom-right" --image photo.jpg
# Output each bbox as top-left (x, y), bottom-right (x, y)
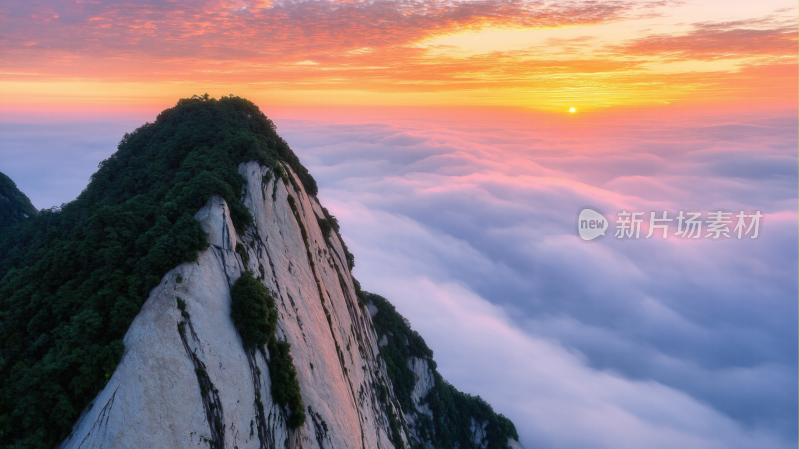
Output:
top-left (366, 291), bottom-right (519, 449)
top-left (0, 172), bottom-right (37, 232)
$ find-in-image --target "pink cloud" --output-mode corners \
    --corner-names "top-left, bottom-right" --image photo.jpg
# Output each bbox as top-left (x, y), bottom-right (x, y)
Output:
top-left (2, 0), bottom-right (650, 61)
top-left (262, 106), bottom-right (797, 446)
top-left (612, 19), bottom-right (799, 61)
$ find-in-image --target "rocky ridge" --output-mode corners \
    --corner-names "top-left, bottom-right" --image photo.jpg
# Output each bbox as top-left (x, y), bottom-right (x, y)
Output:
top-left (59, 161), bottom-right (520, 448)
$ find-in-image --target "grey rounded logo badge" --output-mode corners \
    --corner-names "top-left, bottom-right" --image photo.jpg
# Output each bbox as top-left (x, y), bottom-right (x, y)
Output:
top-left (577, 207), bottom-right (608, 241)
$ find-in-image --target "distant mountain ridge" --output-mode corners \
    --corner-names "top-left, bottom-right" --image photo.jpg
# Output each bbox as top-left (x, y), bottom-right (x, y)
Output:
top-left (0, 96), bottom-right (519, 449)
top-left (0, 172), bottom-right (37, 231)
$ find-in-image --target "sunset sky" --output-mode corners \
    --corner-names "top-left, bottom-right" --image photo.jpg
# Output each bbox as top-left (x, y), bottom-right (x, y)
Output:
top-left (1, 0), bottom-right (797, 113)
top-left (1, 1), bottom-right (798, 448)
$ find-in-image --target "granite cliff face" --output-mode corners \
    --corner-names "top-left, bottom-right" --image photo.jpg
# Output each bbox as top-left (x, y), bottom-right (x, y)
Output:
top-left (58, 161), bottom-right (521, 449)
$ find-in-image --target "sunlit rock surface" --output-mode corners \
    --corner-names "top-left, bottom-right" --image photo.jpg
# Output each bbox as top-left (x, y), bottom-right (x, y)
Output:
top-left (59, 162), bottom-right (518, 449)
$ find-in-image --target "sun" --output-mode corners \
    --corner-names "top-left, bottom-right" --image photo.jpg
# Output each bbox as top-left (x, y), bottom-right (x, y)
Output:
top-left (569, 107), bottom-right (576, 113)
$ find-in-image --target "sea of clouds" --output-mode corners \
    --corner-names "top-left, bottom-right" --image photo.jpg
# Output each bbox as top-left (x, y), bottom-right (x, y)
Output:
top-left (1, 107), bottom-right (796, 448)
top-left (273, 109), bottom-right (798, 449)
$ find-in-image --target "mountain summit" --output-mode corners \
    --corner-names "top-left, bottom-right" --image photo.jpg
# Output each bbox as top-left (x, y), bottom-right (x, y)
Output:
top-left (0, 96), bottom-right (519, 449)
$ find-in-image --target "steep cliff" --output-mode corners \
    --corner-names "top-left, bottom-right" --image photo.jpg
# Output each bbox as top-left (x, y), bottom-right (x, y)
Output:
top-left (0, 96), bottom-right (519, 449)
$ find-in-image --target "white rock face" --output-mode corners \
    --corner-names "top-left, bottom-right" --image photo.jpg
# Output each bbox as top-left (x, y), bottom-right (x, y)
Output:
top-left (58, 161), bottom-right (521, 449)
top-left (404, 357), bottom-right (436, 449)
top-left (59, 162), bottom-right (405, 449)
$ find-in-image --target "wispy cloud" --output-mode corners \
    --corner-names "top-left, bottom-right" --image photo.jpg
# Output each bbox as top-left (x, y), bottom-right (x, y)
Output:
top-left (2, 0), bottom-right (646, 60)
top-left (612, 19), bottom-right (799, 61)
top-left (1, 1), bottom-right (795, 109)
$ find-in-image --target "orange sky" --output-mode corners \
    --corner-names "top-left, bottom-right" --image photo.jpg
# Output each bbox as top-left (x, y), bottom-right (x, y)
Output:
top-left (1, 0), bottom-right (797, 115)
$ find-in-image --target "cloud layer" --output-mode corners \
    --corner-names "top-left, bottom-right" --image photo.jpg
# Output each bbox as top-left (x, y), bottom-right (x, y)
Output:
top-left (1, 106), bottom-right (797, 448)
top-left (269, 108), bottom-right (798, 447)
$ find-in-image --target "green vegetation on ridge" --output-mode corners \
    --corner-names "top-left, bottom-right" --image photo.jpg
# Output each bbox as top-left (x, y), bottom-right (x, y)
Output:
top-left (0, 95), bottom-right (315, 448)
top-left (230, 271), bottom-right (305, 428)
top-left (0, 172), bottom-right (37, 232)
top-left (368, 292), bottom-right (433, 414)
top-left (268, 341), bottom-right (306, 428)
top-left (231, 271), bottom-right (277, 351)
top-left (365, 292), bottom-right (519, 449)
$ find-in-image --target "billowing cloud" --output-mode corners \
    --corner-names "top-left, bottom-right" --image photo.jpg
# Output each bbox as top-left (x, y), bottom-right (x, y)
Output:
top-left (267, 107), bottom-right (798, 447)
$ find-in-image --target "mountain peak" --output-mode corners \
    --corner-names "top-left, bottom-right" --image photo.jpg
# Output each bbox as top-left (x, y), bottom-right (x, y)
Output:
top-left (0, 96), bottom-right (518, 449)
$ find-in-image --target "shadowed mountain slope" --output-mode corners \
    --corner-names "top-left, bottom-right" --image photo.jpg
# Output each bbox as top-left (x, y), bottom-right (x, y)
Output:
top-left (0, 172), bottom-right (37, 232)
